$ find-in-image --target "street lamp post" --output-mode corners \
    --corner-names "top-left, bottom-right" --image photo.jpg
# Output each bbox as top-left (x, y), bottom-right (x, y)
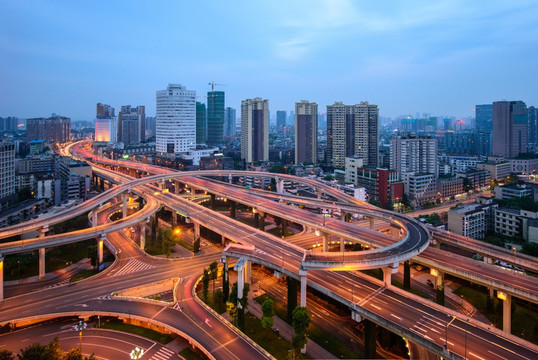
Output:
top-left (130, 346), bottom-right (145, 360)
top-left (73, 320), bottom-right (87, 353)
top-left (512, 246), bottom-right (517, 257)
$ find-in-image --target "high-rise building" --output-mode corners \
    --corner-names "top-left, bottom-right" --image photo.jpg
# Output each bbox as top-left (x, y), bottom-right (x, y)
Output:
top-left (475, 104), bottom-right (493, 132)
top-left (224, 107), bottom-right (236, 137)
top-left (156, 84), bottom-right (196, 156)
top-left (196, 102), bottom-right (207, 144)
top-left (96, 103), bottom-right (115, 118)
top-left (444, 131), bottom-right (491, 156)
top-left (492, 101), bottom-right (528, 159)
top-left (528, 106), bottom-right (538, 144)
top-left (118, 105), bottom-right (145, 145)
top-left (326, 101), bottom-right (378, 168)
top-left (0, 142), bottom-right (15, 208)
top-left (94, 118), bottom-right (116, 143)
top-left (241, 98), bottom-right (269, 163)
top-left (390, 136), bottom-right (438, 178)
top-left (145, 116), bottom-right (156, 138)
top-left (295, 100), bottom-right (317, 164)
top-left (276, 111), bottom-right (287, 130)
top-left (0, 117), bottom-right (18, 132)
top-left (26, 116), bottom-right (71, 144)
top-left (207, 91), bottom-right (225, 144)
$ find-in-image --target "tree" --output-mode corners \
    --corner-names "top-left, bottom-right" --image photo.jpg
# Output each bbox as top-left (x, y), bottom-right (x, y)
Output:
top-left (261, 299), bottom-right (274, 337)
top-left (17, 187), bottom-right (33, 202)
top-left (228, 282), bottom-right (250, 331)
top-left (226, 301), bottom-right (238, 325)
top-left (291, 306), bottom-right (311, 358)
top-left (202, 269), bottom-right (209, 302)
top-left (63, 348), bottom-right (96, 360)
top-left (0, 350), bottom-right (13, 360)
top-left (209, 261), bottom-right (218, 293)
top-left (157, 228), bottom-right (175, 257)
top-left (43, 336), bottom-right (63, 360)
top-left (88, 244), bottom-right (98, 269)
top-left (521, 242), bottom-right (538, 257)
top-left (18, 343), bottom-right (45, 360)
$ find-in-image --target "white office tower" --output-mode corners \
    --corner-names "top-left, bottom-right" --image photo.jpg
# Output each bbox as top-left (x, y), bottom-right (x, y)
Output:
top-left (94, 117), bottom-right (117, 143)
top-left (156, 84), bottom-right (196, 156)
top-left (241, 98), bottom-right (269, 163)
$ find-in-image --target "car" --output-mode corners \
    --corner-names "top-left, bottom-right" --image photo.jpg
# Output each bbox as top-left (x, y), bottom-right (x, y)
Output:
top-left (427, 279), bottom-right (434, 288)
top-left (413, 264), bottom-right (424, 271)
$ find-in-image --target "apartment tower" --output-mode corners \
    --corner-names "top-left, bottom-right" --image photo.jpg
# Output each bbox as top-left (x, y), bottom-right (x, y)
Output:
top-left (295, 100), bottom-right (318, 164)
top-left (241, 98), bottom-right (269, 163)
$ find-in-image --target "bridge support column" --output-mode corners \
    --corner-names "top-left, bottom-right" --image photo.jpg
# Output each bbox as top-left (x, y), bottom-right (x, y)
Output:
top-left (276, 177), bottom-right (284, 194)
top-left (502, 293), bottom-right (512, 333)
top-left (235, 259), bottom-right (246, 309)
top-left (38, 226), bottom-right (48, 239)
top-left (139, 221), bottom-right (146, 250)
top-left (258, 212), bottom-right (265, 231)
top-left (174, 181), bottom-right (180, 195)
top-left (221, 235), bottom-right (226, 247)
top-left (171, 210), bottom-right (177, 226)
top-left (487, 287), bottom-right (494, 313)
top-left (382, 265), bottom-right (397, 285)
top-left (0, 256), bottom-right (3, 300)
top-left (316, 190), bottom-right (322, 200)
top-left (435, 270), bottom-right (445, 306)
top-left (97, 235), bottom-right (104, 265)
top-left (159, 179), bottom-right (165, 190)
top-left (39, 248), bottom-right (45, 280)
top-left (122, 192), bottom-right (128, 218)
top-left (228, 174), bottom-right (233, 184)
top-left (299, 268), bottom-right (307, 307)
top-left (190, 187), bottom-right (196, 200)
top-left (484, 256), bottom-right (492, 265)
top-left (403, 261), bottom-right (411, 290)
top-left (245, 261), bottom-right (251, 284)
top-left (230, 201), bottom-right (236, 219)
top-left (193, 222), bottom-right (200, 253)
top-left (287, 276), bottom-right (298, 323)
top-left (221, 256), bottom-right (229, 301)
top-left (281, 219), bottom-right (287, 237)
top-left (210, 194), bottom-right (216, 210)
top-left (369, 217), bottom-right (375, 229)
top-left (322, 233), bottom-right (329, 252)
top-left (364, 319), bottom-right (377, 359)
top-left (340, 238), bottom-right (345, 252)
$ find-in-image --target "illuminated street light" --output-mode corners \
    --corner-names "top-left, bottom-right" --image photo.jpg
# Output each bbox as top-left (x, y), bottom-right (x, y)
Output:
top-left (130, 346), bottom-right (145, 359)
top-left (174, 228), bottom-right (181, 235)
top-left (73, 320), bottom-right (87, 352)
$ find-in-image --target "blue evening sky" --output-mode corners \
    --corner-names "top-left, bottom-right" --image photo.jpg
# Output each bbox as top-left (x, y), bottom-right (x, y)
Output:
top-left (1, 0), bottom-right (537, 121)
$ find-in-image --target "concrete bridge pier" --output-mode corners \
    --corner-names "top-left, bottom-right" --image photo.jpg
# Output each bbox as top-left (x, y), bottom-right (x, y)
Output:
top-left (257, 211), bottom-right (265, 231)
top-left (276, 177), bottom-right (284, 194)
top-left (299, 267), bottom-right (308, 307)
top-left (193, 222), bottom-right (200, 253)
top-left (190, 187), bottom-right (196, 200)
top-left (287, 276), bottom-right (298, 322)
top-left (221, 255), bottom-right (229, 301)
top-left (382, 265), bottom-right (398, 285)
top-left (340, 238), bottom-right (345, 252)
top-left (369, 217), bottom-right (375, 229)
top-left (245, 261), bottom-right (252, 284)
top-left (139, 220), bottom-right (147, 250)
top-left (122, 192), bottom-right (128, 218)
top-left (221, 235), bottom-right (226, 247)
top-left (322, 232), bottom-right (329, 252)
top-left (501, 292), bottom-right (512, 333)
top-left (281, 219), bottom-right (287, 237)
top-left (435, 270), bottom-right (445, 306)
top-left (210, 194), bottom-right (216, 210)
top-left (228, 174), bottom-right (233, 184)
top-left (0, 256), bottom-right (3, 300)
top-left (234, 258), bottom-right (247, 309)
top-left (403, 261), bottom-right (411, 290)
top-left (230, 200), bottom-right (236, 219)
top-left (174, 181), bottom-right (181, 195)
top-left (39, 248), bottom-right (46, 280)
top-left (98, 234), bottom-right (105, 265)
top-left (484, 256), bottom-right (492, 265)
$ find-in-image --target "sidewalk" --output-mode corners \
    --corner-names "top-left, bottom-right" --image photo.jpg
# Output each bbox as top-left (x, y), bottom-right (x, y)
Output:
top-left (4, 258), bottom-right (93, 286)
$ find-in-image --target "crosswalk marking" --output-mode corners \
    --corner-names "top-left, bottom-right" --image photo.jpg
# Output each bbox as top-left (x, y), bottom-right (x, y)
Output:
top-left (150, 347), bottom-right (175, 360)
top-left (44, 278), bottom-right (70, 290)
top-left (111, 258), bottom-right (155, 277)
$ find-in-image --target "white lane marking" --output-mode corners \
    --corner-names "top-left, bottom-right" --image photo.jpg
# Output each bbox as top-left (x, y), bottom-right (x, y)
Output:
top-left (390, 314), bottom-right (402, 321)
top-left (439, 337), bottom-right (454, 346)
top-left (413, 325), bottom-right (427, 333)
top-left (204, 318), bottom-right (213, 328)
top-left (469, 351), bottom-right (487, 360)
top-left (370, 304), bottom-right (381, 310)
top-left (487, 351), bottom-right (508, 360)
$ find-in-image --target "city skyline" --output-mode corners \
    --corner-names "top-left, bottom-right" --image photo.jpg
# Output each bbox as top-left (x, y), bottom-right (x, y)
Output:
top-left (1, 1), bottom-right (538, 120)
